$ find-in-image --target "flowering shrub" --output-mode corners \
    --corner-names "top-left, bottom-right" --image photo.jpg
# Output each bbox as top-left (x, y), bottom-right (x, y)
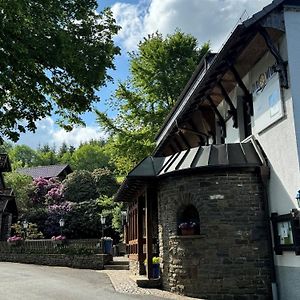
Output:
top-left (178, 222), bottom-right (197, 229)
top-left (44, 202), bottom-right (73, 238)
top-left (28, 177), bottom-right (63, 205)
top-left (51, 235), bottom-right (66, 241)
top-left (7, 236), bottom-right (23, 243)
top-left (46, 186), bottom-right (63, 204)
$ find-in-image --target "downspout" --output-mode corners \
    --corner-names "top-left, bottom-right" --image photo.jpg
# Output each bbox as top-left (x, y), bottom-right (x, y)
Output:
top-left (252, 138), bottom-right (278, 300)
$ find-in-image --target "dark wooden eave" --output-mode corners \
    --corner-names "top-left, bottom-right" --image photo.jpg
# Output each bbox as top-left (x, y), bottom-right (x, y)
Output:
top-left (115, 142), bottom-right (262, 202)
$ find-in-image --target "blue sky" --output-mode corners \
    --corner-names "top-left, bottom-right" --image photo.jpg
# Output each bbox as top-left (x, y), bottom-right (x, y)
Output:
top-left (16, 0), bottom-right (272, 149)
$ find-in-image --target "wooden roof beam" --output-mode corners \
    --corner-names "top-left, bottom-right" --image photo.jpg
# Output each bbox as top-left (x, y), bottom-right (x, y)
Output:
top-left (258, 26), bottom-right (288, 89)
top-left (206, 95), bottom-right (226, 139)
top-left (228, 63), bottom-right (253, 116)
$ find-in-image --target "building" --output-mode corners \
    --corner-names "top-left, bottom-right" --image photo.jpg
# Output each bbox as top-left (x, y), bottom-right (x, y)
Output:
top-left (17, 164), bottom-right (72, 181)
top-left (115, 0), bottom-right (300, 299)
top-left (0, 154), bottom-right (18, 241)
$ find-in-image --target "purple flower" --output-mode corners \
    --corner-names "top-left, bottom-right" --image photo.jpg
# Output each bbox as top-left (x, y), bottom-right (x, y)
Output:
top-left (52, 235), bottom-right (66, 241)
top-left (7, 236), bottom-right (23, 242)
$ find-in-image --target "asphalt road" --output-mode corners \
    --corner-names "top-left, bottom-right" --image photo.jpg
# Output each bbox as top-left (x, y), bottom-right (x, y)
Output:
top-left (0, 262), bottom-right (164, 300)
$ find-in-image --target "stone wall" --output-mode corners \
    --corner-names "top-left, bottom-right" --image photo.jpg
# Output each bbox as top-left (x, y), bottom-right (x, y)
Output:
top-left (157, 169), bottom-right (272, 299)
top-left (0, 253), bottom-right (111, 269)
top-left (129, 259), bottom-right (141, 275)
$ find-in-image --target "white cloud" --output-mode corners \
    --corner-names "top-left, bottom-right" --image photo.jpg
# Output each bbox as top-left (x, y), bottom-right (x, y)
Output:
top-left (52, 126), bottom-right (106, 148)
top-left (16, 117), bottom-right (105, 149)
top-left (111, 2), bottom-right (146, 51)
top-left (112, 0), bottom-right (272, 52)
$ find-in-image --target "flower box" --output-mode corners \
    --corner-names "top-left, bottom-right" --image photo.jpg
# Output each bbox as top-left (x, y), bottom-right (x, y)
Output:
top-left (181, 227), bottom-right (195, 236)
top-left (178, 222), bottom-right (197, 235)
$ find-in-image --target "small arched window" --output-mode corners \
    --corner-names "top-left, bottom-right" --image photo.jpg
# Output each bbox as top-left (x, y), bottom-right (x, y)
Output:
top-left (177, 204), bottom-right (200, 235)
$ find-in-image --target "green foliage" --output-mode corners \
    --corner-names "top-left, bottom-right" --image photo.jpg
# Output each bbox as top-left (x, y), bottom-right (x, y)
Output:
top-left (34, 148), bottom-right (59, 166)
top-left (0, 142), bottom-right (13, 154)
top-left (25, 207), bottom-right (49, 234)
top-left (9, 145), bottom-right (38, 169)
top-left (92, 168), bottom-right (119, 197)
top-left (63, 200), bottom-right (102, 239)
top-left (71, 143), bottom-right (111, 171)
top-left (62, 170), bottom-right (98, 202)
top-left (112, 203), bottom-right (123, 233)
top-left (97, 31), bottom-right (209, 174)
top-left (4, 172), bottom-right (32, 213)
top-left (0, 0), bottom-right (120, 142)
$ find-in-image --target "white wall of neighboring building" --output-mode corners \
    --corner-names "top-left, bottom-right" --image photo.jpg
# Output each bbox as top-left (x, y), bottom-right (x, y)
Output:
top-left (284, 7), bottom-right (300, 170)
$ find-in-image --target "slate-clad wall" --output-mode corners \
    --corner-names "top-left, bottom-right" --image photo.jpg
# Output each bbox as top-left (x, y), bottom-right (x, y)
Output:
top-left (157, 169), bottom-right (272, 299)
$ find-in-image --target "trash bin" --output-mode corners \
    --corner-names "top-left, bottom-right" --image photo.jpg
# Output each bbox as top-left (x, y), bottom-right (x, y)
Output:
top-left (102, 237), bottom-right (113, 254)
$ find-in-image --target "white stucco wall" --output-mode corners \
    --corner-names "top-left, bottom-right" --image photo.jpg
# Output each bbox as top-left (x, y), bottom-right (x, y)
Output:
top-left (249, 37), bottom-right (300, 215)
top-left (223, 20), bottom-right (300, 274)
top-left (224, 34), bottom-right (300, 215)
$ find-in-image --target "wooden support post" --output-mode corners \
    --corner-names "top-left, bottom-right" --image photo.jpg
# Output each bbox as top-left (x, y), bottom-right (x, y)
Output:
top-left (137, 197), bottom-right (144, 273)
top-left (145, 186), bottom-right (154, 279)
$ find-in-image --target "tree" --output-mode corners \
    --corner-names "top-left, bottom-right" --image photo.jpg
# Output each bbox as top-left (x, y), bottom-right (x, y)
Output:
top-left (8, 145), bottom-right (38, 168)
top-left (35, 149), bottom-right (59, 166)
top-left (62, 170), bottom-right (98, 202)
top-left (4, 172), bottom-right (32, 213)
top-left (0, 1), bottom-right (120, 142)
top-left (71, 143), bottom-right (111, 171)
top-left (97, 31), bottom-right (209, 174)
top-left (58, 142), bottom-right (69, 159)
top-left (92, 168), bottom-right (119, 197)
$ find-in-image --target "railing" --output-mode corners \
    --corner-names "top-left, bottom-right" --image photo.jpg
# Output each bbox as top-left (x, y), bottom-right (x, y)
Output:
top-left (0, 239), bottom-right (103, 255)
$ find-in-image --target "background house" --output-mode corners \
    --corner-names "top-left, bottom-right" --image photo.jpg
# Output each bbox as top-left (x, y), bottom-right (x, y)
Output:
top-left (17, 164), bottom-right (72, 181)
top-left (116, 1), bottom-right (300, 299)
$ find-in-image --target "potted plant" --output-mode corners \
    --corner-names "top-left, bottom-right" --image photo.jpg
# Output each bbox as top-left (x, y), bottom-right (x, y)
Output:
top-left (178, 221), bottom-right (197, 235)
top-left (7, 235), bottom-right (23, 246)
top-left (144, 256), bottom-right (160, 278)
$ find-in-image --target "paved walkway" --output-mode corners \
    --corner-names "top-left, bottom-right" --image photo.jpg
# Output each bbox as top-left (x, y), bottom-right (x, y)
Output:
top-left (100, 270), bottom-right (201, 299)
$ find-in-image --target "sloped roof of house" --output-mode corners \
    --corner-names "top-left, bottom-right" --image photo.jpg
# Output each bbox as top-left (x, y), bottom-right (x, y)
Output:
top-left (115, 142), bottom-right (263, 202)
top-left (17, 164), bottom-right (72, 179)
